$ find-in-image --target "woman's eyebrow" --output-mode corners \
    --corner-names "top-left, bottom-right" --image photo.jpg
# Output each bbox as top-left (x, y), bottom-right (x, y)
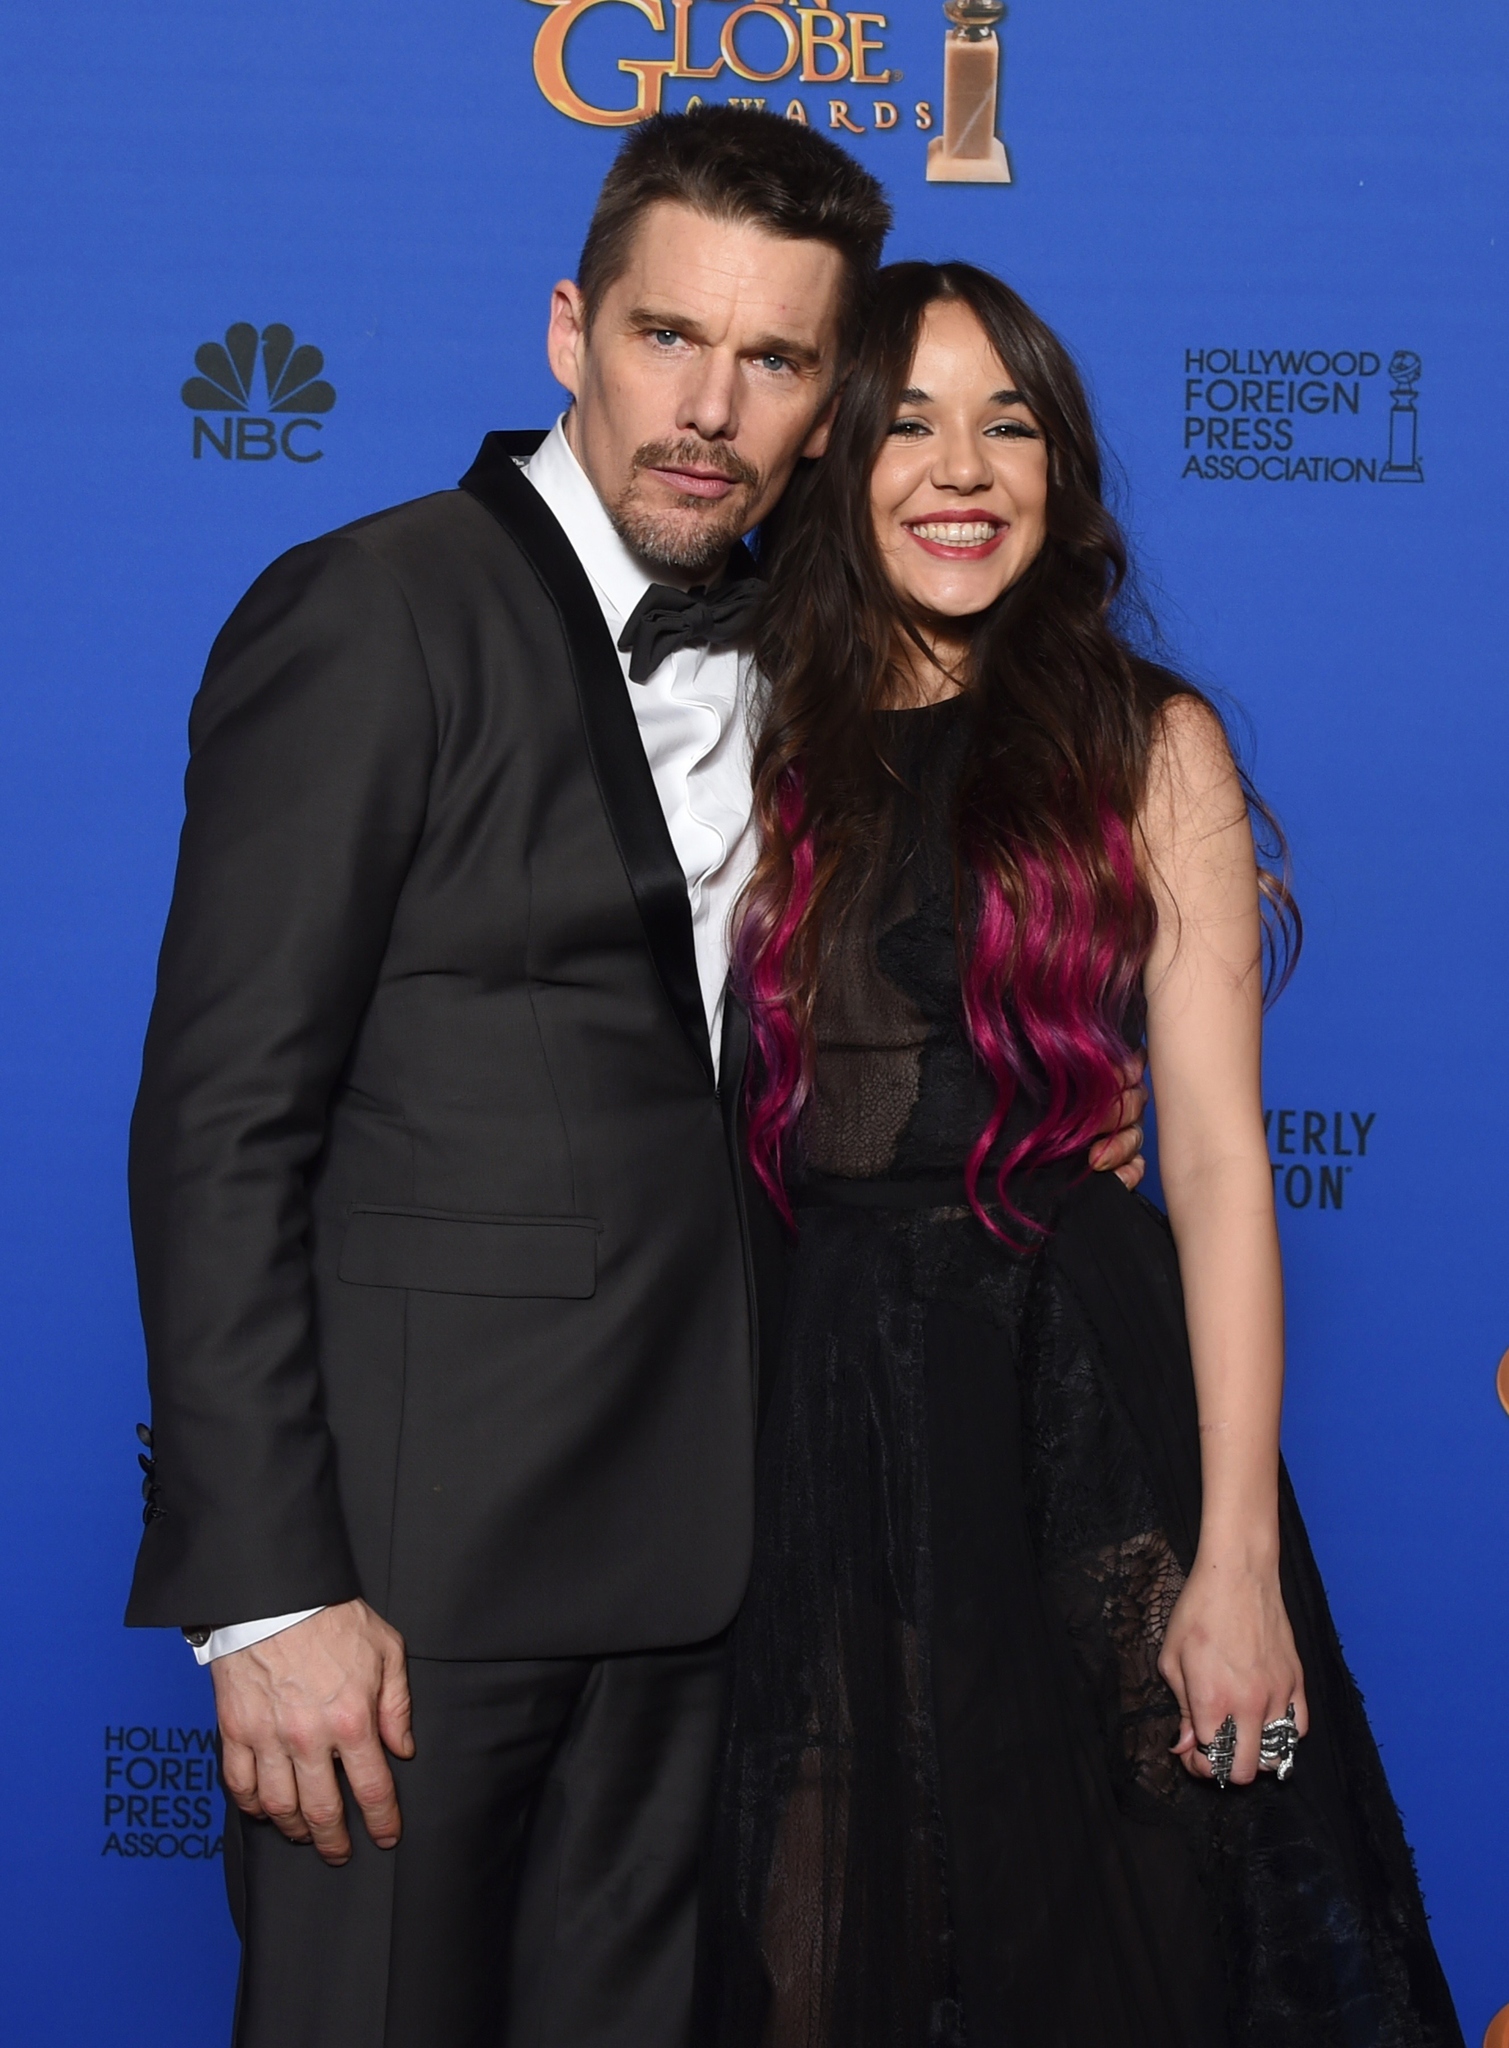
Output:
top-left (897, 386), bottom-right (1029, 405)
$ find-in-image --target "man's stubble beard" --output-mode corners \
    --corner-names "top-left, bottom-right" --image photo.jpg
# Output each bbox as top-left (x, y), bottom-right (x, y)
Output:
top-left (606, 437), bottom-right (763, 579)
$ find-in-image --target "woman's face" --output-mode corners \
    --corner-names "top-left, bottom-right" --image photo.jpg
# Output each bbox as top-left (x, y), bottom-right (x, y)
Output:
top-left (869, 299), bottom-right (1049, 627)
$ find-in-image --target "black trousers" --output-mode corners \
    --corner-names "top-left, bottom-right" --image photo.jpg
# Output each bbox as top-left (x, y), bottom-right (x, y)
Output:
top-left (224, 1640), bottom-right (728, 2048)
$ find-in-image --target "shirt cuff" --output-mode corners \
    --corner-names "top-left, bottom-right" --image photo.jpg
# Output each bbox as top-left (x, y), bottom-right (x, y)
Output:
top-left (189, 1609), bottom-right (325, 1666)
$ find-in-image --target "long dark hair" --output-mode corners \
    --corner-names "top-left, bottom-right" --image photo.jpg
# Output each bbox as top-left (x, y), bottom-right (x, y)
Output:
top-left (735, 260), bottom-right (1298, 1228)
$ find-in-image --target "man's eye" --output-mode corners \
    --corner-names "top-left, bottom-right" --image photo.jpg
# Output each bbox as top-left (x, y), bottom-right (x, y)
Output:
top-left (756, 354), bottom-right (794, 374)
top-left (649, 329), bottom-right (682, 347)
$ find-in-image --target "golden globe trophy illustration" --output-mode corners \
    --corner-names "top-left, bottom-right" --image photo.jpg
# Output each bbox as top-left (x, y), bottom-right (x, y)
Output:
top-left (1379, 350), bottom-right (1423, 482)
top-left (927, 0), bottom-right (1012, 184)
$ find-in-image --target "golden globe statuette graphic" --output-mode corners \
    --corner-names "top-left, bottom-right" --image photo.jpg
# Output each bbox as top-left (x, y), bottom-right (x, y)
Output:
top-left (1496, 1346), bottom-right (1509, 1418)
top-left (1379, 349), bottom-right (1423, 481)
top-left (927, 0), bottom-right (1011, 185)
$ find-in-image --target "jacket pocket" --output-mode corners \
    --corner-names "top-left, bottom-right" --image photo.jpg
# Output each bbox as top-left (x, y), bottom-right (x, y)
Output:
top-left (338, 1207), bottom-right (597, 1299)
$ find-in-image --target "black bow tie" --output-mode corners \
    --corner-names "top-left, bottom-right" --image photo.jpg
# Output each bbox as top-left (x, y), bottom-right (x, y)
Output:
top-left (617, 571), bottom-right (762, 683)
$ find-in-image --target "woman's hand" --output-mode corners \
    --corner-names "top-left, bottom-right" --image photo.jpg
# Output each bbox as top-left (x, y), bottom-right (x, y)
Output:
top-left (1158, 1552), bottom-right (1308, 1784)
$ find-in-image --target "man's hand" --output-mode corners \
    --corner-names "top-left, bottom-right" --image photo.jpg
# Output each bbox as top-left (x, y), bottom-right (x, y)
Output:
top-left (212, 1598), bottom-right (414, 1866)
top-left (1089, 1056), bottom-right (1149, 1190)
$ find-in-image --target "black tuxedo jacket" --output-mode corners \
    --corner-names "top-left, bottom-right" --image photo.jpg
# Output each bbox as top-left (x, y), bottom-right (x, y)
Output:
top-left (125, 431), bottom-right (762, 1659)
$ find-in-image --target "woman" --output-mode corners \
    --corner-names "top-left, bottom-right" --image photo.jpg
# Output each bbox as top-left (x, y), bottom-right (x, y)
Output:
top-left (698, 264), bottom-right (1461, 2047)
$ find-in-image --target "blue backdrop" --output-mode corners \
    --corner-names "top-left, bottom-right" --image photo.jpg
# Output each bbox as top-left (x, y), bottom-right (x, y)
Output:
top-left (1, 2), bottom-right (1505, 2039)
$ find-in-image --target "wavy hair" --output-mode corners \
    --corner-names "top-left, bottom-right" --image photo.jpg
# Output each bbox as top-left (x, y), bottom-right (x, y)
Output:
top-left (735, 261), bottom-right (1298, 1232)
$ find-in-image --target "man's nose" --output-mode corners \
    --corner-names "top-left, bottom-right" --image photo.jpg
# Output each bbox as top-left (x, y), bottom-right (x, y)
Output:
top-left (677, 349), bottom-right (740, 442)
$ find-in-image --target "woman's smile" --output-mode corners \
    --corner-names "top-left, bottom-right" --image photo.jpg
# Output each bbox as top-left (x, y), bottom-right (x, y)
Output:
top-left (903, 512), bottom-right (1009, 559)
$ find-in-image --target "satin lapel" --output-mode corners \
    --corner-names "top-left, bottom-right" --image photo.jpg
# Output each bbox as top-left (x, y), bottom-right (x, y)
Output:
top-left (460, 432), bottom-right (715, 1088)
top-left (718, 986), bottom-right (749, 1145)
top-left (719, 990), bottom-right (756, 1397)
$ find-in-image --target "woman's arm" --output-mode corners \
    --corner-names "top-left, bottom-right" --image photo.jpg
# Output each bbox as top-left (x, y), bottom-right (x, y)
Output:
top-left (1138, 693), bottom-right (1307, 1784)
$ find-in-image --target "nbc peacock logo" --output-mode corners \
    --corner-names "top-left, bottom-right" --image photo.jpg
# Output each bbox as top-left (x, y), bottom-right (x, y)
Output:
top-left (181, 322), bottom-right (336, 463)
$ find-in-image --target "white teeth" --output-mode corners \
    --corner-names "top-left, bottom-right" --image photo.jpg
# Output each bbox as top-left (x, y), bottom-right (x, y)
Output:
top-left (908, 521), bottom-right (999, 544)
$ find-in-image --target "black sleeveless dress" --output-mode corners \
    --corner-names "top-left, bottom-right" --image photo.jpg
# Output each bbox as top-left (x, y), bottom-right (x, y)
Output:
top-left (698, 699), bottom-right (1462, 2048)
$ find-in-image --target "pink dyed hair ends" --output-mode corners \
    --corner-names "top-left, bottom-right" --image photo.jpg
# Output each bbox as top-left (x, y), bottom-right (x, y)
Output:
top-left (738, 789), bottom-right (1149, 1240)
top-left (957, 803), bottom-right (1146, 1236)
top-left (737, 770), bottom-right (817, 1228)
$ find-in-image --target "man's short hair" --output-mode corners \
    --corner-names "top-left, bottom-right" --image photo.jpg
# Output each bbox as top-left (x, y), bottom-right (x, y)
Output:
top-left (578, 106), bottom-right (892, 356)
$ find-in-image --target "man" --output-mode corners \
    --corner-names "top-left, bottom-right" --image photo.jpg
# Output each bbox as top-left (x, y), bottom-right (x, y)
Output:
top-left (127, 108), bottom-right (1143, 2046)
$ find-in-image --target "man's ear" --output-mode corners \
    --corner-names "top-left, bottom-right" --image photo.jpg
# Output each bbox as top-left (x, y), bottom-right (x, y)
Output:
top-left (800, 381), bottom-right (843, 460)
top-left (546, 280), bottom-right (588, 399)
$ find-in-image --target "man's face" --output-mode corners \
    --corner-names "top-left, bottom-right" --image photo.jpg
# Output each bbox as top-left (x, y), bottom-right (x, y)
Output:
top-left (547, 200), bottom-right (845, 582)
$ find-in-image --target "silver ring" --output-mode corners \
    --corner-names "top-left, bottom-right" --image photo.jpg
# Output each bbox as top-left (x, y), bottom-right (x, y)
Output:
top-left (1259, 1703), bottom-right (1300, 1782)
top-left (1194, 1714), bottom-right (1237, 1789)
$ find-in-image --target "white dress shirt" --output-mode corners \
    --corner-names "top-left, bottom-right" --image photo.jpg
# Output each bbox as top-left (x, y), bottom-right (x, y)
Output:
top-left (525, 416), bottom-right (758, 1060)
top-left (193, 415), bottom-right (758, 1663)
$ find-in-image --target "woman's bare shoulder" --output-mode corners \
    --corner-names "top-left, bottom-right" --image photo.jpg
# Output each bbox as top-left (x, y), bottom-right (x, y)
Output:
top-left (1144, 689), bottom-right (1239, 805)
